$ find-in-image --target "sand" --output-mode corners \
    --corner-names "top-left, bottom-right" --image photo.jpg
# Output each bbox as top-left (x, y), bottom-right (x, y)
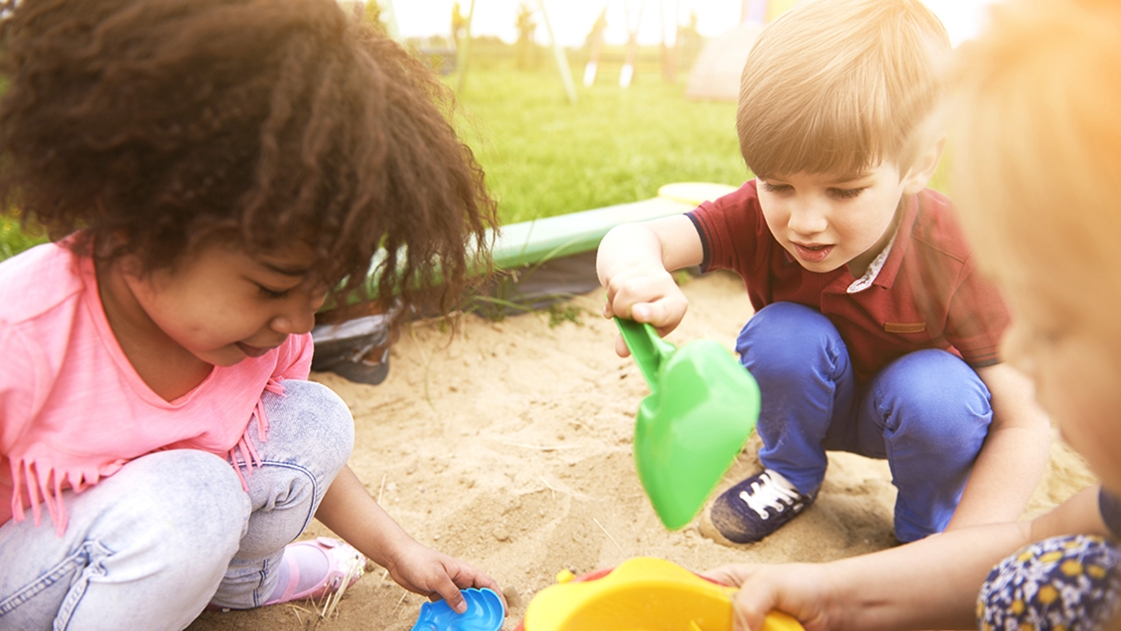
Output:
top-left (187, 270), bottom-right (1097, 631)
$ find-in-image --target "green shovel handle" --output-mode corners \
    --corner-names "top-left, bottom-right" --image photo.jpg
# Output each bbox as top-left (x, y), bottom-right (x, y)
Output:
top-left (614, 317), bottom-right (677, 392)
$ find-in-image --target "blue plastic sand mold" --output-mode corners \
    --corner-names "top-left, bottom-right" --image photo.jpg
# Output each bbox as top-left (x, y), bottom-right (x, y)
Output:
top-left (409, 587), bottom-right (504, 631)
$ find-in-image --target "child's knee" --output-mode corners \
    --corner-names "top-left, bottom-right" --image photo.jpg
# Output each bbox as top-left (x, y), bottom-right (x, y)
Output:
top-left (263, 380), bottom-right (355, 463)
top-left (84, 451), bottom-right (249, 564)
top-left (737, 302), bottom-right (845, 376)
top-left (879, 350), bottom-right (992, 434)
top-left (131, 451), bottom-right (249, 536)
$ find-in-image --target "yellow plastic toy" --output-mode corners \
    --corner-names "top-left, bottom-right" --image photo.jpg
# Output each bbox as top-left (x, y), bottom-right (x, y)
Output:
top-left (517, 557), bottom-right (804, 631)
top-left (656, 182), bottom-right (738, 207)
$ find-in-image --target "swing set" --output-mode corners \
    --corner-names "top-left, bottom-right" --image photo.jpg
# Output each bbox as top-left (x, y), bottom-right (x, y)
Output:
top-left (373, 0), bottom-right (685, 103)
top-left (583, 0), bottom-right (680, 89)
top-left (457, 0), bottom-right (578, 103)
top-left (371, 0), bottom-right (792, 100)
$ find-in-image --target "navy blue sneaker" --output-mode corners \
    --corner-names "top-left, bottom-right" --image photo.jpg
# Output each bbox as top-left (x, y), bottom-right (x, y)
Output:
top-left (708, 469), bottom-right (815, 544)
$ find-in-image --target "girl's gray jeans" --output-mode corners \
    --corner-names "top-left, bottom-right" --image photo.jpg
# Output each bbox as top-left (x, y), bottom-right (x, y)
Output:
top-left (0, 379), bottom-right (354, 631)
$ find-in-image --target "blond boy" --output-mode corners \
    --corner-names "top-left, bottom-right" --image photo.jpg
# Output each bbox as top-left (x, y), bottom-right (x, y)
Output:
top-left (707, 2), bottom-right (1121, 628)
top-left (597, 0), bottom-right (1051, 544)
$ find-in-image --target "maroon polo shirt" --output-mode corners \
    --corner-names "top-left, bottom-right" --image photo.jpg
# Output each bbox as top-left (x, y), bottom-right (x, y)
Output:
top-left (687, 180), bottom-right (1010, 382)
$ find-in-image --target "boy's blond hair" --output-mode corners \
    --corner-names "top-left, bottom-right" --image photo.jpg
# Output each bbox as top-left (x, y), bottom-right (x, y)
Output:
top-left (737, 0), bottom-right (950, 179)
top-left (951, 0), bottom-right (1121, 345)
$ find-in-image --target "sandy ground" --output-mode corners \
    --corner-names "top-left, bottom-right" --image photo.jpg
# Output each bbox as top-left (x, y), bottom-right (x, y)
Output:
top-left (187, 270), bottom-right (1097, 631)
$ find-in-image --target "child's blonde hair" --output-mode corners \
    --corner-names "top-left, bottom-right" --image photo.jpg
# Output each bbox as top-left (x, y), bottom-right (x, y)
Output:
top-left (737, 0), bottom-right (950, 179)
top-left (951, 0), bottom-right (1121, 344)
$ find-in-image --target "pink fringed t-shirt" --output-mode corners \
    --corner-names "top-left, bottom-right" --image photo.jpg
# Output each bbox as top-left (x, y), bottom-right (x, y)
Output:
top-left (0, 243), bottom-right (313, 534)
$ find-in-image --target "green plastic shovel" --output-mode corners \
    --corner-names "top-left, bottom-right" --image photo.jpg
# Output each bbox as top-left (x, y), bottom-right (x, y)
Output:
top-left (615, 317), bottom-right (761, 530)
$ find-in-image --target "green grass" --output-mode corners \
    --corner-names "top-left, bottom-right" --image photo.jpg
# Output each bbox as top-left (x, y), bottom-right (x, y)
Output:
top-left (452, 60), bottom-right (747, 225)
top-left (0, 215), bottom-right (46, 261)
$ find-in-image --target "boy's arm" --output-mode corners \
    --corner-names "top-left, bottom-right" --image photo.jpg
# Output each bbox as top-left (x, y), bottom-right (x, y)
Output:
top-left (596, 215), bottom-right (704, 352)
top-left (709, 487), bottom-right (1106, 631)
top-left (316, 465), bottom-right (503, 614)
top-left (945, 363), bottom-right (1052, 530)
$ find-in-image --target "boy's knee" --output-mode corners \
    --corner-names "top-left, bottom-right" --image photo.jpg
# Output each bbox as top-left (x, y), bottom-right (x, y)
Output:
top-left (738, 303), bottom-right (844, 372)
top-left (878, 350), bottom-right (992, 445)
top-left (881, 350), bottom-right (990, 414)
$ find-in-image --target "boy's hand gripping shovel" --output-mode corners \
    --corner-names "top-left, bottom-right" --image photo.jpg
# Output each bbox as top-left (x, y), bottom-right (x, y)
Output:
top-left (615, 318), bottom-right (761, 530)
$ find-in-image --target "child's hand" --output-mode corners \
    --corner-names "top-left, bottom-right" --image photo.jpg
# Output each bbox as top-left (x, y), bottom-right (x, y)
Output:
top-left (601, 262), bottom-right (689, 357)
top-left (702, 563), bottom-right (829, 631)
top-left (385, 540), bottom-right (506, 616)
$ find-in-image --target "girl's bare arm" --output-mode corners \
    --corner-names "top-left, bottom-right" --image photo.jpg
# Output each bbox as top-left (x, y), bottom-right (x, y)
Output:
top-left (946, 363), bottom-right (1052, 529)
top-left (315, 465), bottom-right (503, 613)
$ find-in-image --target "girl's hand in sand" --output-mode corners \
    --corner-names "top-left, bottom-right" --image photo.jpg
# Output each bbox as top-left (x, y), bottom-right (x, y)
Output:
top-left (317, 468), bottom-right (506, 615)
top-left (703, 563), bottom-right (831, 631)
top-left (385, 540), bottom-right (506, 615)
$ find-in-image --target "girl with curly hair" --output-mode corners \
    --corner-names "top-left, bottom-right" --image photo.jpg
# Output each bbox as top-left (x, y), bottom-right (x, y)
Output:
top-left (0, 0), bottom-right (503, 628)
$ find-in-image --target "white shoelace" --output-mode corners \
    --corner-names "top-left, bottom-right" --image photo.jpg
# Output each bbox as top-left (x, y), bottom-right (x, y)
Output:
top-left (737, 470), bottom-right (802, 519)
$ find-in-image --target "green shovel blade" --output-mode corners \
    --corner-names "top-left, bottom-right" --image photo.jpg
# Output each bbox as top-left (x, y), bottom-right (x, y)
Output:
top-left (616, 318), bottom-right (761, 530)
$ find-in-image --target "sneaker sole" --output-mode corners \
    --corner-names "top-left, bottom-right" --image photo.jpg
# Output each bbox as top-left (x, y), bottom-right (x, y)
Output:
top-left (697, 503), bottom-right (757, 548)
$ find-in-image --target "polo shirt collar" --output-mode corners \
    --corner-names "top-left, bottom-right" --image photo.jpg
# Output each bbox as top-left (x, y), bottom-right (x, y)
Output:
top-left (866, 193), bottom-right (919, 290)
top-left (847, 228), bottom-right (897, 293)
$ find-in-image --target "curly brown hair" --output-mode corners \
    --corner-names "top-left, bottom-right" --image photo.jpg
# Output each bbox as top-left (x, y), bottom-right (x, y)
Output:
top-left (0, 0), bottom-right (497, 321)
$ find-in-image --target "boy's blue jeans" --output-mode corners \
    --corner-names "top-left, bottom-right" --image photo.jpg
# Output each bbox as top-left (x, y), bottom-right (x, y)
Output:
top-left (738, 302), bottom-right (993, 542)
top-left (0, 380), bottom-right (354, 631)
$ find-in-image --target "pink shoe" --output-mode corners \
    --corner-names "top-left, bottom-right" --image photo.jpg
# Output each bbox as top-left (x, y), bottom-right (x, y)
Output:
top-left (263, 537), bottom-right (367, 606)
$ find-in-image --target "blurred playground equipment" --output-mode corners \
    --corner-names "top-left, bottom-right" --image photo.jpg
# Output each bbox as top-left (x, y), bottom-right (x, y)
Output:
top-left (582, 1), bottom-right (672, 88)
top-left (684, 20), bottom-right (763, 101)
top-left (355, 0), bottom-right (797, 101)
top-left (453, 0), bottom-right (579, 103)
top-left (684, 0), bottom-right (795, 100)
